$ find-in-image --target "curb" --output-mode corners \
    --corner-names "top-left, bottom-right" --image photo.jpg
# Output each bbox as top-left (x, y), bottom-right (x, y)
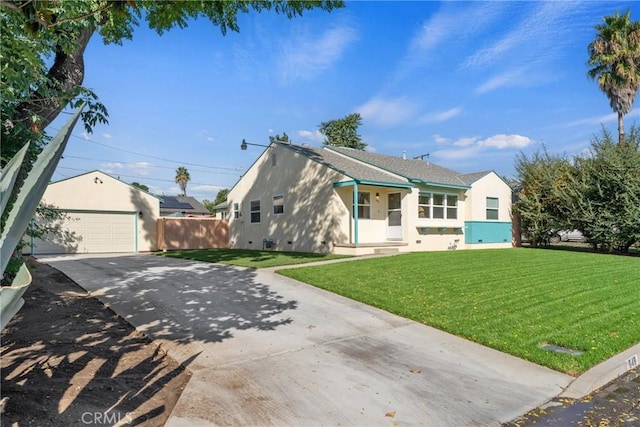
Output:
top-left (560, 343), bottom-right (640, 399)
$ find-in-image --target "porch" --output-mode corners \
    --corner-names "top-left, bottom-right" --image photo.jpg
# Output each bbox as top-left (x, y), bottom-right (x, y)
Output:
top-left (333, 241), bottom-right (409, 256)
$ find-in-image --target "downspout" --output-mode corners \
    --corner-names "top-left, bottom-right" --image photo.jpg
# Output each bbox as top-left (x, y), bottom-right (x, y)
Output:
top-left (353, 182), bottom-right (359, 246)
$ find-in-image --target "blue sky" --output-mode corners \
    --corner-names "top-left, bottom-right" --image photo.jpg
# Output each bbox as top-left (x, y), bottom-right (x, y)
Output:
top-left (49, 1), bottom-right (639, 201)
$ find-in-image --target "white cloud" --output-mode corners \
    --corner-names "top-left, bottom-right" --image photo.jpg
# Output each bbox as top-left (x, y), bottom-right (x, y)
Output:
top-left (130, 162), bottom-right (153, 176)
top-left (356, 97), bottom-right (417, 127)
top-left (565, 108), bottom-right (640, 127)
top-left (475, 68), bottom-right (527, 94)
top-left (432, 134), bottom-right (450, 145)
top-left (453, 137), bottom-right (479, 147)
top-left (395, 2), bottom-right (506, 79)
top-left (101, 162), bottom-right (124, 170)
top-left (419, 107), bottom-right (462, 124)
top-left (478, 134), bottom-right (533, 149)
top-left (192, 184), bottom-right (226, 194)
top-left (102, 133), bottom-right (112, 140)
top-left (463, 2), bottom-right (579, 70)
top-left (101, 161), bottom-right (153, 176)
top-left (298, 129), bottom-right (324, 142)
top-left (432, 146), bottom-right (482, 161)
top-left (431, 133), bottom-right (533, 161)
top-left (81, 132), bottom-right (90, 140)
top-left (279, 25), bottom-right (357, 83)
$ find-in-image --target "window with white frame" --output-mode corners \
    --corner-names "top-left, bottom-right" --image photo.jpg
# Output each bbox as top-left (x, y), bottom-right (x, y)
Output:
top-left (446, 195), bottom-right (458, 219)
top-left (418, 192), bottom-right (457, 219)
top-left (486, 197), bottom-right (499, 220)
top-left (250, 200), bottom-right (261, 223)
top-left (233, 202), bottom-right (240, 219)
top-left (418, 193), bottom-right (431, 218)
top-left (273, 194), bottom-right (284, 215)
top-left (352, 192), bottom-right (371, 219)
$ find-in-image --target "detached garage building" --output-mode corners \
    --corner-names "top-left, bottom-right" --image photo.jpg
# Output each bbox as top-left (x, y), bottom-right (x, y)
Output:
top-left (28, 171), bottom-right (160, 255)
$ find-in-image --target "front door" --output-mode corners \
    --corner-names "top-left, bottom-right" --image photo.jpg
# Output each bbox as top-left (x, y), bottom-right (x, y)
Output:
top-left (387, 192), bottom-right (402, 240)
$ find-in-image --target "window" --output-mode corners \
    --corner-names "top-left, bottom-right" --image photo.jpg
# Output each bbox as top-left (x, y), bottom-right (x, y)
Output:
top-left (233, 203), bottom-right (240, 219)
top-left (446, 195), bottom-right (458, 219)
top-left (418, 192), bottom-right (457, 220)
top-left (486, 197), bottom-right (499, 220)
top-left (352, 192), bottom-right (371, 219)
top-left (273, 194), bottom-right (284, 215)
top-left (250, 200), bottom-right (261, 223)
top-left (433, 194), bottom-right (445, 219)
top-left (418, 193), bottom-right (431, 218)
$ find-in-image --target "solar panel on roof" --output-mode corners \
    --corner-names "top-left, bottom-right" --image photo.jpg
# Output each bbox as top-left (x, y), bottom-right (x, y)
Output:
top-left (160, 197), bottom-right (193, 209)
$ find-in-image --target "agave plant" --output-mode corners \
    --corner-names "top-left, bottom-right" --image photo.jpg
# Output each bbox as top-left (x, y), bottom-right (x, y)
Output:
top-left (0, 105), bottom-right (84, 330)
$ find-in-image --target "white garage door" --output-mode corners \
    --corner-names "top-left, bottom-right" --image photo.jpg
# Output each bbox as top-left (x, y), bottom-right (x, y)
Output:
top-left (31, 211), bottom-right (136, 255)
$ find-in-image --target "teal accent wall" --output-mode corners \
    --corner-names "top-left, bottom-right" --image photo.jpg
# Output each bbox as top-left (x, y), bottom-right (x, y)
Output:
top-left (465, 221), bottom-right (512, 244)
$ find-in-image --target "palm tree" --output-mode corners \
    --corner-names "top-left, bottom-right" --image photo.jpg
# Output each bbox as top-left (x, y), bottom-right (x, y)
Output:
top-left (175, 167), bottom-right (190, 196)
top-left (588, 9), bottom-right (640, 144)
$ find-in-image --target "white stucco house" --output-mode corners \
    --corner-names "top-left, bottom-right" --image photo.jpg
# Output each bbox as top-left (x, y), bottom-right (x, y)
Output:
top-left (227, 141), bottom-right (513, 255)
top-left (27, 170), bottom-right (160, 254)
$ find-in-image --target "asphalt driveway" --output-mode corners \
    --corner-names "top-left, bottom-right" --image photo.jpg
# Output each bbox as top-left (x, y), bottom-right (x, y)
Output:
top-left (41, 254), bottom-right (572, 426)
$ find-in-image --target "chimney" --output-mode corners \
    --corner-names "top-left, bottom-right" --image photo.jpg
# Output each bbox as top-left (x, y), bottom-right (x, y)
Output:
top-left (402, 151), bottom-right (407, 160)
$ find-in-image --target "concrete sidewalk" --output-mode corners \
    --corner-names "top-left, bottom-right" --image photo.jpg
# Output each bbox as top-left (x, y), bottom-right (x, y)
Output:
top-left (40, 253), bottom-right (625, 426)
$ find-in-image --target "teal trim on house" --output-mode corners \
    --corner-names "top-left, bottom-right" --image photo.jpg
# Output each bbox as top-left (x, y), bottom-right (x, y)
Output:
top-left (335, 181), bottom-right (360, 245)
top-left (410, 179), bottom-right (470, 190)
top-left (333, 180), bottom-right (357, 188)
top-left (465, 221), bottom-right (512, 244)
top-left (332, 180), bottom-right (412, 189)
top-left (353, 182), bottom-right (359, 245)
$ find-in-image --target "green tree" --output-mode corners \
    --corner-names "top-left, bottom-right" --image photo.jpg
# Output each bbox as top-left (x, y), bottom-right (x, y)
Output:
top-left (0, 0), bottom-right (344, 163)
top-left (203, 188), bottom-right (229, 214)
top-left (587, 9), bottom-right (640, 144)
top-left (513, 148), bottom-right (572, 247)
top-left (563, 127), bottom-right (640, 253)
top-left (213, 188), bottom-right (230, 206)
top-left (269, 132), bottom-right (290, 144)
top-left (319, 113), bottom-right (366, 150)
top-left (175, 167), bottom-right (190, 197)
top-left (131, 182), bottom-right (149, 192)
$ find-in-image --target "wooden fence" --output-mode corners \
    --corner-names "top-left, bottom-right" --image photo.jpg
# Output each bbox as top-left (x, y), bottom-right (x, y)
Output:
top-left (157, 217), bottom-right (228, 251)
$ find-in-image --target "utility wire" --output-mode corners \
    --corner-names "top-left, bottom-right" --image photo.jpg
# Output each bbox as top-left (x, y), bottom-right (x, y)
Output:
top-left (57, 167), bottom-right (230, 188)
top-left (48, 127), bottom-right (243, 172)
top-left (63, 155), bottom-right (241, 176)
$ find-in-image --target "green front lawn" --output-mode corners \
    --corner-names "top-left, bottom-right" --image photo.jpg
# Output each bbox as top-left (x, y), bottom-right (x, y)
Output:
top-left (157, 248), bottom-right (349, 268)
top-left (278, 248), bottom-right (640, 374)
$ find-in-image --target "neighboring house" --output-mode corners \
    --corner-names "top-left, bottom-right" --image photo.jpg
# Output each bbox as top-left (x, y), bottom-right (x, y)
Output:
top-left (228, 142), bottom-right (513, 255)
top-left (212, 201), bottom-right (229, 219)
top-left (159, 195), bottom-right (211, 217)
top-left (28, 170), bottom-right (160, 254)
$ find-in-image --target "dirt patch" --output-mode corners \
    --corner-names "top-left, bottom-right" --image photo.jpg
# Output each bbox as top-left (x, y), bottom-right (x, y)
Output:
top-left (1, 258), bottom-right (191, 426)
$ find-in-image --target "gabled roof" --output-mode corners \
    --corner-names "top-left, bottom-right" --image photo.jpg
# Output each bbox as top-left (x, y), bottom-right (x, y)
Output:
top-left (280, 143), bottom-right (411, 188)
top-left (327, 147), bottom-right (471, 188)
top-left (49, 170), bottom-right (161, 200)
top-left (458, 171), bottom-right (492, 185)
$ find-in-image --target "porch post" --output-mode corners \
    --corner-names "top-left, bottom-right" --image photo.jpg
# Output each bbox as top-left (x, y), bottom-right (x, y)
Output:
top-left (353, 182), bottom-right (359, 245)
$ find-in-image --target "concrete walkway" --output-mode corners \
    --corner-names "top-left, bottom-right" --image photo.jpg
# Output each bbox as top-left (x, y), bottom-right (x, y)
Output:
top-left (41, 254), bottom-right (577, 426)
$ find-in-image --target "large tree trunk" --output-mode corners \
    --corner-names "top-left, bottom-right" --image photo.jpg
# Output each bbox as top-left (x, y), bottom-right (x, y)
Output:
top-left (14, 27), bottom-right (95, 132)
top-left (618, 111), bottom-right (624, 145)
